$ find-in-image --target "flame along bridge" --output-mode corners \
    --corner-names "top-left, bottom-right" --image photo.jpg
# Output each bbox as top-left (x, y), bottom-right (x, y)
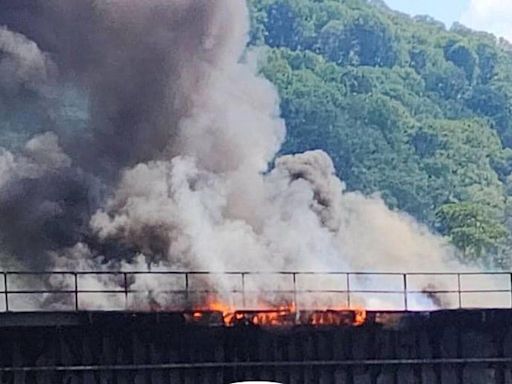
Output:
top-left (0, 271), bottom-right (511, 384)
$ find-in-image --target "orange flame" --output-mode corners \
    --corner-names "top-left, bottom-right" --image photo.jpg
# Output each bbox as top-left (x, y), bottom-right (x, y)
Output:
top-left (193, 298), bottom-right (366, 327)
top-left (354, 308), bottom-right (366, 326)
top-left (251, 304), bottom-right (296, 326)
top-left (203, 300), bottom-right (236, 324)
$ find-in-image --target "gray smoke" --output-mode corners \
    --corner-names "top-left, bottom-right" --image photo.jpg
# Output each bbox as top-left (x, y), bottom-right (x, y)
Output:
top-left (0, 26), bottom-right (51, 92)
top-left (0, 0), bottom-right (497, 311)
top-left (0, 0), bottom-right (249, 268)
top-left (0, 0), bottom-right (229, 170)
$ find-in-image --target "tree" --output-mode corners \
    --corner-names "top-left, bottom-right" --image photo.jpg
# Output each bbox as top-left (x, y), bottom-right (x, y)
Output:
top-left (476, 43), bottom-right (498, 84)
top-left (250, 0), bottom-right (512, 266)
top-left (436, 202), bottom-right (507, 263)
top-left (444, 41), bottom-right (477, 82)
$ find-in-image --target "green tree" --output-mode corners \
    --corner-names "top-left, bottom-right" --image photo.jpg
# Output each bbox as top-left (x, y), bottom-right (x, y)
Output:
top-left (248, 0), bottom-right (512, 266)
top-left (436, 202), bottom-right (507, 263)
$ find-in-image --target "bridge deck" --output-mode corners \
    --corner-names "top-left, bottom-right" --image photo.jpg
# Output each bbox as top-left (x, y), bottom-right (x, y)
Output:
top-left (0, 309), bottom-right (511, 383)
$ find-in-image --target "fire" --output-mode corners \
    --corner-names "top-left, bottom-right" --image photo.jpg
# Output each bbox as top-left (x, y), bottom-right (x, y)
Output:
top-left (207, 301), bottom-right (234, 319)
top-left (307, 307), bottom-right (366, 326)
top-left (354, 308), bottom-right (366, 326)
top-left (207, 300), bottom-right (234, 315)
top-left (192, 298), bottom-right (367, 327)
top-left (195, 300), bottom-right (237, 324)
top-left (250, 303), bottom-right (296, 326)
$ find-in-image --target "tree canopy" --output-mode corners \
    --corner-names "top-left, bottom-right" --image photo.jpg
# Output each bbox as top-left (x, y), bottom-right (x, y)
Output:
top-left (249, 0), bottom-right (512, 268)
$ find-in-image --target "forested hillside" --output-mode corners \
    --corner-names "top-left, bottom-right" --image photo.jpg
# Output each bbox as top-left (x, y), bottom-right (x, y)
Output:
top-left (248, 0), bottom-right (512, 267)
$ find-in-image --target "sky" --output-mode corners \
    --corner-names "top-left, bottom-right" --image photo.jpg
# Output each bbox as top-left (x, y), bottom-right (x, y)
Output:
top-left (385, 0), bottom-right (512, 42)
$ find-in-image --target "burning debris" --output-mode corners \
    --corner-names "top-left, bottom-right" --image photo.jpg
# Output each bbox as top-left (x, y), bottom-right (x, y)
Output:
top-left (0, 0), bottom-right (498, 315)
top-left (190, 309), bottom-right (368, 327)
top-left (187, 302), bottom-right (367, 327)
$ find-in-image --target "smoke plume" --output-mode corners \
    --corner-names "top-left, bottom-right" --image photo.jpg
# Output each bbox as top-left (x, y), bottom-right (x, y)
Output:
top-left (0, 0), bottom-right (497, 311)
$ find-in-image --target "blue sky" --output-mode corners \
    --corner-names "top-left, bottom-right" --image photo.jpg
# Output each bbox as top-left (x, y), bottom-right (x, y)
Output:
top-left (384, 0), bottom-right (512, 42)
top-left (385, 0), bottom-right (469, 27)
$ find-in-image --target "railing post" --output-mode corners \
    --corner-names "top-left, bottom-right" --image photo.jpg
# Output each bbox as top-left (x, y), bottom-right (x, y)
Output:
top-left (403, 273), bottom-right (408, 311)
top-left (346, 273), bottom-right (351, 309)
top-left (292, 273), bottom-right (298, 312)
top-left (241, 273), bottom-right (246, 309)
top-left (185, 273), bottom-right (189, 304)
top-left (3, 272), bottom-right (8, 312)
top-left (457, 273), bottom-right (462, 309)
top-left (124, 273), bottom-right (128, 310)
top-left (74, 273), bottom-right (79, 311)
top-left (510, 273), bottom-right (512, 309)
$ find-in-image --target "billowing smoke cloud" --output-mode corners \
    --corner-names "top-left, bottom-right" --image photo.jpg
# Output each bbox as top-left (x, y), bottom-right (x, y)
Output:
top-left (0, 0), bottom-right (495, 311)
top-left (0, 0), bottom-right (256, 174)
top-left (0, 0), bottom-right (252, 267)
top-left (0, 26), bottom-right (51, 92)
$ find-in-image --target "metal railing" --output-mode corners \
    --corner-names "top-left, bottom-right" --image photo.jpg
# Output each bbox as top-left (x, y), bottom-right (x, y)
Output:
top-left (0, 271), bottom-right (511, 312)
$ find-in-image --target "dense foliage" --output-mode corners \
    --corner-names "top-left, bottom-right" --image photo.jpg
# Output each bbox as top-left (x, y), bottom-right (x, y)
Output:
top-left (248, 0), bottom-right (512, 267)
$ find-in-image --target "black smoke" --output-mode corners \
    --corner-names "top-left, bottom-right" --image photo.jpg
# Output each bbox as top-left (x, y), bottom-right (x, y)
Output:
top-left (0, 0), bottom-right (224, 268)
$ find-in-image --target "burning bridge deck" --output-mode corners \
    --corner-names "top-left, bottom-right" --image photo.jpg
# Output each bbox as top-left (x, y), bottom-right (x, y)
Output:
top-left (0, 308), bottom-right (369, 329)
top-left (1, 309), bottom-right (512, 384)
top-left (188, 308), bottom-right (366, 327)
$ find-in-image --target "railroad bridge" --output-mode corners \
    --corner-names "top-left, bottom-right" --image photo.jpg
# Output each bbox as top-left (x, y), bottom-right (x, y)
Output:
top-left (1, 271), bottom-right (512, 384)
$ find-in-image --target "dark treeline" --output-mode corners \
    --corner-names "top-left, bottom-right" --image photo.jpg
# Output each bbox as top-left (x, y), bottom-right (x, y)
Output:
top-left (249, 0), bottom-right (512, 267)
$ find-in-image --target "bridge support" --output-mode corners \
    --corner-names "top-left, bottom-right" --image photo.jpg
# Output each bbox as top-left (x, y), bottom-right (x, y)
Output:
top-left (0, 310), bottom-right (511, 383)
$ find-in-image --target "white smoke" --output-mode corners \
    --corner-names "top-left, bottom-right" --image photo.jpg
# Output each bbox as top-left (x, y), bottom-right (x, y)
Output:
top-left (0, 26), bottom-right (51, 91)
top-left (0, 0), bottom-right (504, 312)
top-left (0, 132), bottom-right (71, 189)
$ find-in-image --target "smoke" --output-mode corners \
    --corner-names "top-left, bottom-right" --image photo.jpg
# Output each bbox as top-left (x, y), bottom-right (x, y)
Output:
top-left (0, 0), bottom-right (251, 267)
top-left (0, 0), bottom-right (498, 311)
top-left (0, 26), bottom-right (51, 92)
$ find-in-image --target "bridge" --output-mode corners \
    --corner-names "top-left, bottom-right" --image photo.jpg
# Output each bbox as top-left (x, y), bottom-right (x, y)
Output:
top-left (1, 271), bottom-right (511, 312)
top-left (0, 271), bottom-right (511, 384)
